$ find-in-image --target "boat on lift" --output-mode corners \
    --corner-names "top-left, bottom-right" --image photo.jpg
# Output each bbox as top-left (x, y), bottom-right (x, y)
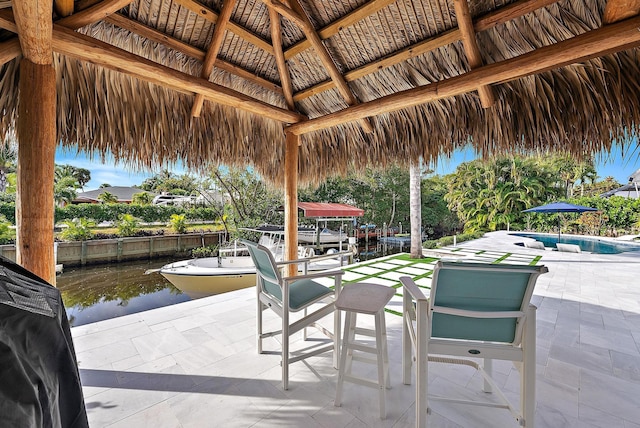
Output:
top-left (158, 226), bottom-right (352, 298)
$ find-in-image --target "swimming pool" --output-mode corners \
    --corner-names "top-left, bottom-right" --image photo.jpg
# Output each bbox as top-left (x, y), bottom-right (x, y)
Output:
top-left (510, 232), bottom-right (640, 254)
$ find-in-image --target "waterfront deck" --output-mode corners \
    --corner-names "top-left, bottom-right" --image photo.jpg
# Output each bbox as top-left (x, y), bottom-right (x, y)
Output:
top-left (72, 231), bottom-right (640, 427)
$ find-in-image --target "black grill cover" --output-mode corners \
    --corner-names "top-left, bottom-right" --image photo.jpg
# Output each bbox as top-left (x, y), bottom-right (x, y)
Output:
top-left (0, 256), bottom-right (88, 428)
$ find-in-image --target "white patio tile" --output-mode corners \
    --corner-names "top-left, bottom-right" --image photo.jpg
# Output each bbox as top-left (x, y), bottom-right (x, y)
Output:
top-left (350, 266), bottom-right (384, 275)
top-left (69, 232), bottom-right (640, 428)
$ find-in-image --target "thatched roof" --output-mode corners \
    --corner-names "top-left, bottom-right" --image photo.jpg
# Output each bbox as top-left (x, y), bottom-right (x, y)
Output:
top-left (1, 0), bottom-right (640, 183)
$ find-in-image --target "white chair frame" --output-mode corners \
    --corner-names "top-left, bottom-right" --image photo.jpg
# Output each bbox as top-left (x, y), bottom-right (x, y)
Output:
top-left (245, 241), bottom-right (344, 390)
top-left (401, 261), bottom-right (548, 428)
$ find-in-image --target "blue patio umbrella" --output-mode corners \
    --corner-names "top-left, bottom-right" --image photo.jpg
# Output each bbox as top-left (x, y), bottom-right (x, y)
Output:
top-left (522, 202), bottom-right (597, 241)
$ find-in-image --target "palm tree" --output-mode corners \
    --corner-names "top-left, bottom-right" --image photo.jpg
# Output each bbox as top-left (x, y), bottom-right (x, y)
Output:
top-left (409, 161), bottom-right (422, 258)
top-left (446, 156), bottom-right (556, 232)
top-left (54, 165), bottom-right (82, 206)
top-left (98, 191), bottom-right (118, 204)
top-left (0, 134), bottom-right (17, 193)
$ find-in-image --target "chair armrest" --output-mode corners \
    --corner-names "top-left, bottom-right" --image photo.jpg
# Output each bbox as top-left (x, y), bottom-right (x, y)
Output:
top-left (399, 276), bottom-right (428, 302)
top-left (282, 270), bottom-right (345, 282)
top-left (276, 258), bottom-right (307, 266)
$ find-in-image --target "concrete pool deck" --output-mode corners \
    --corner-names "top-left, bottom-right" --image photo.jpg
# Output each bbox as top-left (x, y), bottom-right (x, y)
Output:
top-left (71, 231), bottom-right (640, 427)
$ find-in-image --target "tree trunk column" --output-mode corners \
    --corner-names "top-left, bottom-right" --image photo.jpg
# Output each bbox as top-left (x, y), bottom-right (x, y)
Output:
top-left (284, 132), bottom-right (299, 277)
top-left (16, 58), bottom-right (57, 284)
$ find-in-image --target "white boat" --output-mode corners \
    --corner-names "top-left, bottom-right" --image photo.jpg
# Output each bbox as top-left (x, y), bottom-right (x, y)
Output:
top-left (159, 227), bottom-right (352, 298)
top-left (297, 227), bottom-right (347, 244)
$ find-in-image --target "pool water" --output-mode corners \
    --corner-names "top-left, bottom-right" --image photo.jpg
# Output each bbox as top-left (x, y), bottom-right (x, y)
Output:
top-left (511, 233), bottom-right (640, 254)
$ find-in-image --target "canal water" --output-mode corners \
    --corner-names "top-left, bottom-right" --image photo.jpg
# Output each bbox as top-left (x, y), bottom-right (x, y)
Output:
top-left (58, 243), bottom-right (403, 328)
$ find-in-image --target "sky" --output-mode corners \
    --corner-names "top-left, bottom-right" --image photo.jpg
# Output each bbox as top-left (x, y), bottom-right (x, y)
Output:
top-left (56, 142), bottom-right (640, 191)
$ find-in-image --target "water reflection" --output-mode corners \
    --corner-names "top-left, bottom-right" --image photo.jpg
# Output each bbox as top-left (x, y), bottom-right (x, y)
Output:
top-left (57, 258), bottom-right (190, 327)
top-left (58, 243), bottom-right (405, 328)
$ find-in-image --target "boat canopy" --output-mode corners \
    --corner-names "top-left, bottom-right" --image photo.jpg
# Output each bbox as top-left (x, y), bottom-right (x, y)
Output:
top-left (298, 203), bottom-right (364, 218)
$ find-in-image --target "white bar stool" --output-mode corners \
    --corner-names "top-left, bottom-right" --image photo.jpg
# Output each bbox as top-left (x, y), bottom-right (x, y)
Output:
top-left (334, 282), bottom-right (395, 419)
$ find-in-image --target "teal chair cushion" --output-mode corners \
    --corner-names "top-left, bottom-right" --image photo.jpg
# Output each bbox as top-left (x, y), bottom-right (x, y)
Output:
top-left (287, 278), bottom-right (333, 311)
top-left (432, 264), bottom-right (532, 343)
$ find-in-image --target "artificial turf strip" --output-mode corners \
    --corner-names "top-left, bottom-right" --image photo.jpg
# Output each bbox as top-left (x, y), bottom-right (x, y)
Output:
top-left (492, 253), bottom-right (512, 264)
top-left (339, 251), bottom-right (540, 318)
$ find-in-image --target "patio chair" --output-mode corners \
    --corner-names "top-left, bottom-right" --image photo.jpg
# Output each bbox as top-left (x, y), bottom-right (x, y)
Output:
top-left (242, 240), bottom-right (344, 390)
top-left (524, 240), bottom-right (545, 250)
top-left (556, 243), bottom-right (581, 253)
top-left (400, 260), bottom-right (548, 428)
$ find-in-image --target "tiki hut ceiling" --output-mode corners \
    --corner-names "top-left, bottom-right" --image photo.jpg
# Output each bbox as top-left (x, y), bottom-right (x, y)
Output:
top-left (1, 0), bottom-right (640, 182)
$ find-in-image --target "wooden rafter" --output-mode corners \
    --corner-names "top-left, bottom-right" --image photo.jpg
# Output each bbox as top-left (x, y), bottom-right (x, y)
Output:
top-left (105, 13), bottom-right (283, 95)
top-left (474, 0), bottom-right (560, 32)
top-left (171, 0), bottom-right (274, 54)
top-left (293, 0), bottom-right (561, 102)
top-left (57, 0), bottom-right (134, 29)
top-left (269, 7), bottom-right (295, 109)
top-left (261, 0), bottom-right (306, 28)
top-left (50, 24), bottom-right (304, 123)
top-left (54, 0), bottom-right (74, 17)
top-left (603, 0), bottom-right (640, 23)
top-left (287, 15), bottom-right (640, 135)
top-left (0, 7), bottom-right (284, 95)
top-left (284, 0), bottom-right (397, 60)
top-left (191, 0), bottom-right (237, 117)
top-left (288, 0), bottom-right (374, 133)
top-left (453, 0), bottom-right (495, 108)
top-left (294, 30), bottom-right (460, 101)
top-left (0, 38), bottom-right (21, 65)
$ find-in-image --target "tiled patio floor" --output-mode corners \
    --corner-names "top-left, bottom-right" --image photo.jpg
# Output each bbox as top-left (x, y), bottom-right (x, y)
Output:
top-left (72, 231), bottom-right (640, 427)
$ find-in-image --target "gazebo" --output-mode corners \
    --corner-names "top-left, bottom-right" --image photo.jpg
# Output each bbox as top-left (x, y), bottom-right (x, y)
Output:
top-left (1, 0), bottom-right (639, 283)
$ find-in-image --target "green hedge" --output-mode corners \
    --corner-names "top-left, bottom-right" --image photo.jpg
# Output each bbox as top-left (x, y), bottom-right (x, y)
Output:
top-left (423, 231), bottom-right (485, 249)
top-left (52, 204), bottom-right (221, 223)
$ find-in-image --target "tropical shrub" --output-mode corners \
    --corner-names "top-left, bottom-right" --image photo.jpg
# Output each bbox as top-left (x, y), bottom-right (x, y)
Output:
top-left (422, 231), bottom-right (484, 249)
top-left (191, 245), bottom-right (219, 258)
top-left (132, 191), bottom-right (154, 205)
top-left (446, 156), bottom-right (557, 233)
top-left (98, 191), bottom-right (118, 204)
top-left (59, 218), bottom-right (95, 241)
top-left (168, 214), bottom-right (187, 234)
top-left (0, 214), bottom-right (13, 244)
top-left (117, 214), bottom-right (140, 237)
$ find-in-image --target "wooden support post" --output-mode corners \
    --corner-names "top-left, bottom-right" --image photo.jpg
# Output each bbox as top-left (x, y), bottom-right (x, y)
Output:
top-left (284, 132), bottom-right (299, 277)
top-left (16, 59), bottom-right (57, 284)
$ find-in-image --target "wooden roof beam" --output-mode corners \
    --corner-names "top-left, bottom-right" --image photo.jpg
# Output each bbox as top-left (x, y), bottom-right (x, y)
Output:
top-left (261, 0), bottom-right (306, 28)
top-left (57, 0), bottom-right (134, 29)
top-left (0, 38), bottom-right (21, 66)
top-left (288, 0), bottom-right (375, 133)
top-left (54, 0), bottom-right (75, 18)
top-left (0, 4), bottom-right (281, 95)
top-left (51, 24), bottom-right (305, 124)
top-left (603, 0), bottom-right (640, 23)
top-left (104, 13), bottom-right (283, 95)
top-left (269, 7), bottom-right (295, 110)
top-left (294, 30), bottom-right (460, 101)
top-left (172, 0), bottom-right (274, 55)
top-left (453, 0), bottom-right (495, 108)
top-left (294, 0), bottom-right (561, 102)
top-left (191, 0), bottom-right (237, 117)
top-left (284, 0), bottom-right (398, 60)
top-left (287, 15), bottom-right (640, 135)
